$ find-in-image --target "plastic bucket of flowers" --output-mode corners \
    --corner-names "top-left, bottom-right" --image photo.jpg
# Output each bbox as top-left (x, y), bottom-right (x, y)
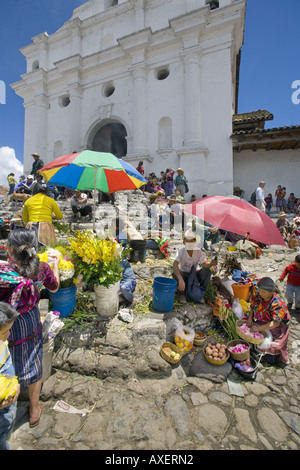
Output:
top-left (68, 230), bottom-right (127, 318)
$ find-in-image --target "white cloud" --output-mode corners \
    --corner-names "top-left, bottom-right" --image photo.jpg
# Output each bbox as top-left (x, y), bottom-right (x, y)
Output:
top-left (0, 147), bottom-right (24, 186)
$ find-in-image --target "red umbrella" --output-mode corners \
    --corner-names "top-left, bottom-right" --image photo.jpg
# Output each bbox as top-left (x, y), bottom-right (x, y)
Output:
top-left (184, 196), bottom-right (286, 246)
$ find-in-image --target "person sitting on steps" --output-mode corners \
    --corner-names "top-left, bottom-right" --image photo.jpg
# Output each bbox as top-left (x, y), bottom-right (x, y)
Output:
top-left (172, 229), bottom-right (218, 304)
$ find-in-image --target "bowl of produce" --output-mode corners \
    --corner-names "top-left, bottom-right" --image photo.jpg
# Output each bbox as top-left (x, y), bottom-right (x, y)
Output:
top-left (160, 342), bottom-right (182, 364)
top-left (194, 331), bottom-right (206, 346)
top-left (236, 320), bottom-right (267, 345)
top-left (203, 337), bottom-right (229, 366)
top-left (227, 339), bottom-right (250, 361)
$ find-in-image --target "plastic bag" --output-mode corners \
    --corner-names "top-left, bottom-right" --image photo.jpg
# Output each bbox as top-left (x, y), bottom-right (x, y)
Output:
top-left (231, 298), bottom-right (244, 320)
top-left (257, 330), bottom-right (273, 350)
top-left (174, 325), bottom-right (195, 354)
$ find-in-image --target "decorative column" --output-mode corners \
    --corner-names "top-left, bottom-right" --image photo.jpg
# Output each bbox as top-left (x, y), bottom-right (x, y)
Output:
top-left (69, 85), bottom-right (83, 153)
top-left (35, 94), bottom-right (48, 161)
top-left (183, 52), bottom-right (202, 147)
top-left (134, 0), bottom-right (145, 31)
top-left (131, 66), bottom-right (148, 155)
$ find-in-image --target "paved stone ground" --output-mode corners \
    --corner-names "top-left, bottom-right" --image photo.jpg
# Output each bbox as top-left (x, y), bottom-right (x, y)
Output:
top-left (0, 191), bottom-right (300, 451)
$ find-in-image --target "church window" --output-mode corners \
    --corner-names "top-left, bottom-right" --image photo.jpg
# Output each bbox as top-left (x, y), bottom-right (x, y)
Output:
top-left (54, 141), bottom-right (63, 158)
top-left (103, 83), bottom-right (115, 97)
top-left (206, 0), bottom-right (219, 10)
top-left (155, 67), bottom-right (170, 81)
top-left (32, 60), bottom-right (40, 71)
top-left (59, 95), bottom-right (71, 108)
top-left (158, 117), bottom-right (173, 149)
top-left (105, 0), bottom-right (118, 8)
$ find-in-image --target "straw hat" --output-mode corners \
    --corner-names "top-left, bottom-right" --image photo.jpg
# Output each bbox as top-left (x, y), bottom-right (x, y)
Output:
top-left (167, 195), bottom-right (178, 202)
top-left (32, 152), bottom-right (40, 158)
top-left (183, 229), bottom-right (201, 245)
top-left (279, 211), bottom-right (286, 217)
top-left (176, 168), bottom-right (184, 174)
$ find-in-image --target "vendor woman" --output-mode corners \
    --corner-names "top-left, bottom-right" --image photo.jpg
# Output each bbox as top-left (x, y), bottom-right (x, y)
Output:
top-left (247, 277), bottom-right (290, 366)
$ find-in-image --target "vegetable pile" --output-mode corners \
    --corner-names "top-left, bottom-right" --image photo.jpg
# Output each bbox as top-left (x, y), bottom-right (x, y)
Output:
top-left (205, 342), bottom-right (227, 361)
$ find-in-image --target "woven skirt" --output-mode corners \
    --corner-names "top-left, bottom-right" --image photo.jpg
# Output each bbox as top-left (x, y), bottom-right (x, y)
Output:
top-left (8, 306), bottom-right (43, 389)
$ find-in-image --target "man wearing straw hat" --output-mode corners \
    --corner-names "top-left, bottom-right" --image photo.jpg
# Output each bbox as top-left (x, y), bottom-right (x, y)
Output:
top-left (175, 168), bottom-right (188, 199)
top-left (172, 229), bottom-right (217, 304)
top-left (31, 153), bottom-right (44, 179)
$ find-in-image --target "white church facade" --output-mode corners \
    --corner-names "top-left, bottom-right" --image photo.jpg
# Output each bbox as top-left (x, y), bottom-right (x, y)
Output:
top-left (12, 0), bottom-right (246, 198)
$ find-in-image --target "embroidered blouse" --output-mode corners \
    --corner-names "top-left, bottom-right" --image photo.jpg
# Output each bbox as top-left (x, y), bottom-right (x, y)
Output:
top-left (0, 261), bottom-right (58, 314)
top-left (250, 291), bottom-right (290, 325)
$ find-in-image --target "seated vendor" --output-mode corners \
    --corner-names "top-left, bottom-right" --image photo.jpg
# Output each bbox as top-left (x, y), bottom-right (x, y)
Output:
top-left (247, 277), bottom-right (290, 367)
top-left (276, 212), bottom-right (291, 232)
top-left (119, 259), bottom-right (136, 305)
top-left (192, 218), bottom-right (219, 251)
top-left (173, 229), bottom-right (217, 304)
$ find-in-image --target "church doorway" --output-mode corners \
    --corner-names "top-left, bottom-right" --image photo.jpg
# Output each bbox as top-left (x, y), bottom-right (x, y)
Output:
top-left (91, 122), bottom-right (127, 158)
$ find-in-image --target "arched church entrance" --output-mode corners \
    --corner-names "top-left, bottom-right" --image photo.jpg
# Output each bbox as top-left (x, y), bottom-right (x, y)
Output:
top-left (91, 122), bottom-right (127, 158)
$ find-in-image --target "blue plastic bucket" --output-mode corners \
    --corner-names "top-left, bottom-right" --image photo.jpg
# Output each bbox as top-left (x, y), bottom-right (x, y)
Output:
top-left (49, 285), bottom-right (77, 318)
top-left (152, 277), bottom-right (177, 313)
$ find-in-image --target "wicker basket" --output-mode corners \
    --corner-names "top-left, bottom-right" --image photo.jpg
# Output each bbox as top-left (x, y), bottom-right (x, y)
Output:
top-left (227, 339), bottom-right (250, 361)
top-left (194, 331), bottom-right (206, 346)
top-left (236, 320), bottom-right (267, 345)
top-left (203, 336), bottom-right (230, 366)
top-left (160, 342), bottom-right (182, 364)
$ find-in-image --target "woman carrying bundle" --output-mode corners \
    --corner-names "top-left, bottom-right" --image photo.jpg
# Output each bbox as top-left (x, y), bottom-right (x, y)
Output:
top-left (0, 229), bottom-right (60, 427)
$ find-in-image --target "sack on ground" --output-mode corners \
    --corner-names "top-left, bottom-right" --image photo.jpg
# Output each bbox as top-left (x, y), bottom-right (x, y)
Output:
top-left (174, 325), bottom-right (195, 354)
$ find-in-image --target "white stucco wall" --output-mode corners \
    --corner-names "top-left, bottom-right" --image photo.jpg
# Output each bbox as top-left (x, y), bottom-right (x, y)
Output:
top-left (12, 0), bottom-right (246, 199)
top-left (233, 148), bottom-right (300, 202)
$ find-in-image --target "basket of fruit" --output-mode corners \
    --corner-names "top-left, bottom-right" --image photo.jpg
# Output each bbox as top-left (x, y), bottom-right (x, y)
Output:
top-left (236, 320), bottom-right (267, 345)
top-left (227, 339), bottom-right (250, 361)
top-left (160, 342), bottom-right (182, 364)
top-left (203, 337), bottom-right (229, 366)
top-left (194, 331), bottom-right (206, 346)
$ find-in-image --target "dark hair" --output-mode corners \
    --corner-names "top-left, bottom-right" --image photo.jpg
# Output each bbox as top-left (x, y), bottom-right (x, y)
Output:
top-left (0, 302), bottom-right (19, 329)
top-left (0, 247), bottom-right (8, 261)
top-left (296, 255), bottom-right (300, 264)
top-left (8, 228), bottom-right (39, 280)
top-left (32, 183), bottom-right (49, 196)
top-left (257, 277), bottom-right (275, 292)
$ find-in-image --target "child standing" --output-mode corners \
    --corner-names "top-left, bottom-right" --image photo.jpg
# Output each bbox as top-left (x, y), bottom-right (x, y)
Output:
top-left (279, 254), bottom-right (300, 313)
top-left (7, 174), bottom-right (17, 196)
top-left (264, 193), bottom-right (273, 216)
top-left (0, 302), bottom-right (20, 450)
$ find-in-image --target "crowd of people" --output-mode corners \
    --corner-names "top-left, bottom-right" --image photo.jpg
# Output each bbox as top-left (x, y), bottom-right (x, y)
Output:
top-left (0, 153), bottom-right (299, 449)
top-left (253, 181), bottom-right (300, 246)
top-left (253, 181), bottom-right (300, 216)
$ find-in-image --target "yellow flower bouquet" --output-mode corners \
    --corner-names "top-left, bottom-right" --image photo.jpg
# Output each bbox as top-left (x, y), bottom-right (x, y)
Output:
top-left (38, 245), bottom-right (77, 289)
top-left (68, 230), bottom-right (124, 288)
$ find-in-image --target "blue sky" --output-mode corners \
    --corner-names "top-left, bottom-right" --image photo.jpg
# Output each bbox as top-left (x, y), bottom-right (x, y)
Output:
top-left (0, 0), bottom-right (299, 181)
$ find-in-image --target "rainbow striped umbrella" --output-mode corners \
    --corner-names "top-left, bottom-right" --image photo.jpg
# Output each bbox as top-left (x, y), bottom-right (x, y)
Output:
top-left (39, 150), bottom-right (146, 192)
top-left (39, 150), bottom-right (146, 229)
